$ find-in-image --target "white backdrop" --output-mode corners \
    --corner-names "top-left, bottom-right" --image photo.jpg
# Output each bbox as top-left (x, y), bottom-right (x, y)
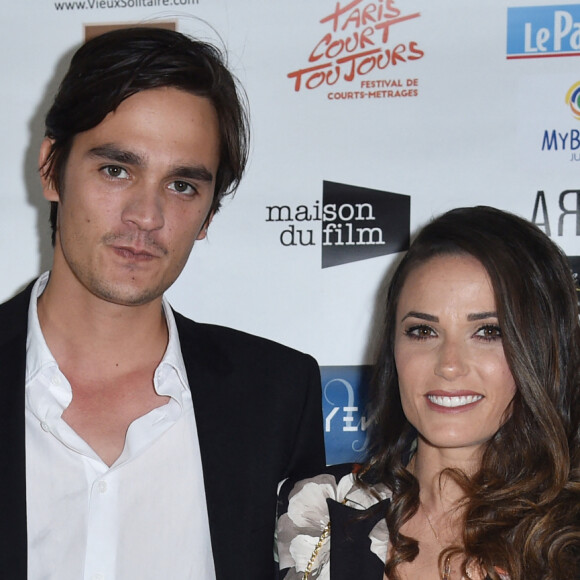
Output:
top-left (0, 2), bottom-right (578, 454)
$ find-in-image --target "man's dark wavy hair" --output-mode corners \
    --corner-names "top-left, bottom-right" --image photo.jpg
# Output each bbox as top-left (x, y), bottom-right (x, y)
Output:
top-left (42, 26), bottom-right (250, 244)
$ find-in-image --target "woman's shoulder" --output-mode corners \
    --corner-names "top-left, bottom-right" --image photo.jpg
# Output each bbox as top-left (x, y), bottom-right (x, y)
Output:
top-left (276, 463), bottom-right (391, 579)
top-left (278, 462), bottom-right (391, 512)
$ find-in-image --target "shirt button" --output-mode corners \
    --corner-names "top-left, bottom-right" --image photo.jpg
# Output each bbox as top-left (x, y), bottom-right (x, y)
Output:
top-left (40, 421), bottom-right (50, 432)
top-left (50, 375), bottom-right (61, 385)
top-left (92, 574), bottom-right (104, 580)
top-left (97, 481), bottom-right (108, 493)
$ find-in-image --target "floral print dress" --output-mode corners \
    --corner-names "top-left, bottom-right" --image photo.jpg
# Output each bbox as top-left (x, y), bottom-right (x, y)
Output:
top-left (276, 464), bottom-right (511, 580)
top-left (276, 463), bottom-right (391, 580)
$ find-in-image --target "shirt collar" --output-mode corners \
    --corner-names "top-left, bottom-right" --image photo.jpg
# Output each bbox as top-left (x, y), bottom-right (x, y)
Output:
top-left (26, 272), bottom-right (55, 384)
top-left (158, 298), bottom-right (190, 396)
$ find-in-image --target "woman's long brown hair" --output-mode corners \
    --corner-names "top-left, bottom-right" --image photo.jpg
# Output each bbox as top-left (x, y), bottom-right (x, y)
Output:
top-left (360, 206), bottom-right (580, 579)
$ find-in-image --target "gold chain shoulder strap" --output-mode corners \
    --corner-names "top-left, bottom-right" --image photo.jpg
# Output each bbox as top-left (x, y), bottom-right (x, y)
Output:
top-left (301, 493), bottom-right (353, 580)
top-left (301, 520), bottom-right (331, 580)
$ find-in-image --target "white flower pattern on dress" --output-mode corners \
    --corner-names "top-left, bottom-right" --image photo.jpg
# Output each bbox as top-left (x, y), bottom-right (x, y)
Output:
top-left (368, 516), bottom-right (389, 564)
top-left (277, 472), bottom-right (391, 578)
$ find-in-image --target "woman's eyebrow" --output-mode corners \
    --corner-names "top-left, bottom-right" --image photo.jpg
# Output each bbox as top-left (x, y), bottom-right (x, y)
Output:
top-left (467, 311), bottom-right (497, 321)
top-left (401, 311), bottom-right (438, 322)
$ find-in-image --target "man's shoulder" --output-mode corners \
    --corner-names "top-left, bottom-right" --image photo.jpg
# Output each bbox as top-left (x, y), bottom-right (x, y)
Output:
top-left (0, 282), bottom-right (34, 343)
top-left (173, 310), bottom-right (316, 367)
top-left (0, 281), bottom-right (34, 311)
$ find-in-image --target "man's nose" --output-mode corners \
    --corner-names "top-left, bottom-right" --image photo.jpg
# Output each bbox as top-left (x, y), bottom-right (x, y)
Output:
top-left (121, 185), bottom-right (164, 231)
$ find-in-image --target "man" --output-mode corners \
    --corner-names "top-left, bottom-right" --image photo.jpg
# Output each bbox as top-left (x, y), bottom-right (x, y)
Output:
top-left (0, 27), bottom-right (325, 579)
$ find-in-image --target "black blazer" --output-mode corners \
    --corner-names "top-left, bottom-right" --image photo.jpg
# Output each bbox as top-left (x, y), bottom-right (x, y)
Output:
top-left (0, 282), bottom-right (326, 579)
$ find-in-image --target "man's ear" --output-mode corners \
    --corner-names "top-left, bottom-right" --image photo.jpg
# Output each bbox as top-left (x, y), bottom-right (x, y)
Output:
top-left (196, 210), bottom-right (215, 241)
top-left (38, 137), bottom-right (60, 202)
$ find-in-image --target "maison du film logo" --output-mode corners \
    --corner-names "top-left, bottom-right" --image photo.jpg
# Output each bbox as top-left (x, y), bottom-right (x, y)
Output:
top-left (540, 82), bottom-right (580, 162)
top-left (322, 365), bottom-right (372, 465)
top-left (265, 181), bottom-right (410, 268)
top-left (322, 181), bottom-right (409, 267)
top-left (507, 5), bottom-right (580, 59)
top-left (287, 0), bottom-right (424, 100)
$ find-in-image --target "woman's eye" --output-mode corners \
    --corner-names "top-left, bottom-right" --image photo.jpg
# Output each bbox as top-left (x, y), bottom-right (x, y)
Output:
top-left (102, 165), bottom-right (129, 179)
top-left (405, 325), bottom-right (435, 340)
top-left (475, 324), bottom-right (502, 341)
top-left (169, 181), bottom-right (196, 195)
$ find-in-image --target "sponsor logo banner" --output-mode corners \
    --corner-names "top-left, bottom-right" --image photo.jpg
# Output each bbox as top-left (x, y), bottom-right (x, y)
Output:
top-left (518, 77), bottom-right (580, 164)
top-left (265, 181), bottom-right (411, 268)
top-left (55, 0), bottom-right (197, 12)
top-left (322, 365), bottom-right (372, 465)
top-left (566, 81), bottom-right (580, 120)
top-left (532, 189), bottom-right (580, 236)
top-left (288, 0), bottom-right (424, 100)
top-left (507, 5), bottom-right (580, 59)
top-left (322, 180), bottom-right (410, 268)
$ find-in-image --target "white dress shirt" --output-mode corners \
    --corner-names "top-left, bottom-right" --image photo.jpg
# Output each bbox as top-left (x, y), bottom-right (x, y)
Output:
top-left (25, 272), bottom-right (216, 580)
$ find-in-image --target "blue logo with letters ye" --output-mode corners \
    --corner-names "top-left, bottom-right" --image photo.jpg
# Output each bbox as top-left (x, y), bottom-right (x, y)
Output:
top-left (321, 365), bottom-right (372, 465)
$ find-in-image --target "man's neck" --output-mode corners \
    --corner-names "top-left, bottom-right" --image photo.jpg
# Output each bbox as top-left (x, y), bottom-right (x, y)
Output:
top-left (36, 271), bottom-right (169, 380)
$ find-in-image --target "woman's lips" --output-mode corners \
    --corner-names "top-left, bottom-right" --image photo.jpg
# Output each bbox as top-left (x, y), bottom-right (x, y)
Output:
top-left (425, 392), bottom-right (484, 411)
top-left (427, 394), bottom-right (483, 408)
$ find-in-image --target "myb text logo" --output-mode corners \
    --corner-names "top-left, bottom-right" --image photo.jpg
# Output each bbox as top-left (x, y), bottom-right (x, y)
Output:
top-left (321, 366), bottom-right (372, 465)
top-left (539, 83), bottom-right (580, 161)
top-left (507, 5), bottom-right (580, 59)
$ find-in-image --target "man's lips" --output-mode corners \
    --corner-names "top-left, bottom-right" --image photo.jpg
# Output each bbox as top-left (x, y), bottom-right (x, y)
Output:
top-left (425, 391), bottom-right (484, 410)
top-left (103, 233), bottom-right (168, 258)
top-left (112, 245), bottom-right (161, 260)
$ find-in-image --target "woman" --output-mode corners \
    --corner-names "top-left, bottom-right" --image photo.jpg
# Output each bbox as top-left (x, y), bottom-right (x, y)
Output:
top-left (277, 206), bottom-right (580, 580)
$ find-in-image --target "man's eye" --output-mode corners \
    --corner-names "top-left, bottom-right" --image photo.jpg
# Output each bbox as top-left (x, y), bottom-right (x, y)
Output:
top-left (102, 165), bottom-right (128, 179)
top-left (169, 181), bottom-right (196, 195)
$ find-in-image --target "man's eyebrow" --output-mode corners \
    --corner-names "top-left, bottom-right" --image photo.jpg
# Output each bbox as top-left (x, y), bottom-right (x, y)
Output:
top-left (401, 311), bottom-right (438, 323)
top-left (169, 165), bottom-right (214, 183)
top-left (88, 145), bottom-right (144, 166)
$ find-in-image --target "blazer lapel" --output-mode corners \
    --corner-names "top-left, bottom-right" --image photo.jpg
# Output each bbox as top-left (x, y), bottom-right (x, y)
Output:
top-left (174, 312), bottom-right (237, 580)
top-left (0, 284), bottom-right (34, 578)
